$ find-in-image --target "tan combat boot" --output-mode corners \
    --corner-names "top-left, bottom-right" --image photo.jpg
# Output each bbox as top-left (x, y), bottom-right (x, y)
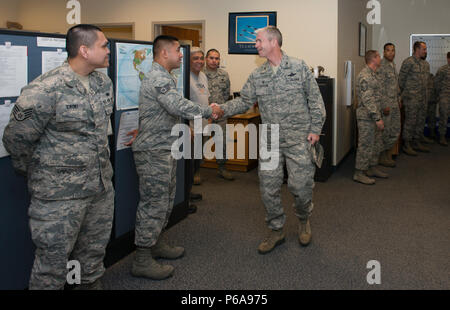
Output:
top-left (258, 229), bottom-right (285, 254)
top-left (439, 136), bottom-right (448, 146)
top-left (131, 247), bottom-right (174, 280)
top-left (422, 135), bottom-right (435, 144)
top-left (353, 170), bottom-right (375, 185)
top-left (193, 171), bottom-right (201, 185)
top-left (366, 166), bottom-right (389, 178)
top-left (298, 219), bottom-right (312, 247)
top-left (151, 238), bottom-right (185, 260)
top-left (386, 149), bottom-right (397, 166)
top-left (379, 151), bottom-right (395, 168)
top-left (403, 141), bottom-right (418, 156)
top-left (412, 141), bottom-right (431, 153)
top-left (217, 166), bottom-right (234, 181)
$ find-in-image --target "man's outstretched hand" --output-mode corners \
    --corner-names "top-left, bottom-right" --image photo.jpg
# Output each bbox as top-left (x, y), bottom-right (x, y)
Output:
top-left (123, 129), bottom-right (138, 146)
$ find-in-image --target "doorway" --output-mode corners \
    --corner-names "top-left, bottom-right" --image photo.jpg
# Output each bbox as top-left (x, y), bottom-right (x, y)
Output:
top-left (153, 21), bottom-right (205, 49)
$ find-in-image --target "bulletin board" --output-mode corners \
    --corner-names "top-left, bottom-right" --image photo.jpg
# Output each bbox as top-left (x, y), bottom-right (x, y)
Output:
top-left (410, 34), bottom-right (450, 74)
top-left (0, 30), bottom-right (67, 290)
top-left (0, 30), bottom-right (192, 289)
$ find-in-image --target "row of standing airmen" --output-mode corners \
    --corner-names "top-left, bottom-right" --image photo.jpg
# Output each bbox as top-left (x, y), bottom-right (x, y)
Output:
top-left (354, 42), bottom-right (450, 185)
top-left (2, 25), bottom-right (326, 289)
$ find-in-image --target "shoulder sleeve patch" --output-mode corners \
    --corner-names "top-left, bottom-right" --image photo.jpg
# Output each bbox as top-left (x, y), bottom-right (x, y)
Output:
top-left (360, 79), bottom-right (369, 92)
top-left (12, 104), bottom-right (33, 121)
top-left (155, 83), bottom-right (171, 95)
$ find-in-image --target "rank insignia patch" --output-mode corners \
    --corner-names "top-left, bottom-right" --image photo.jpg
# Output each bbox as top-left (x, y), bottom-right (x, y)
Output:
top-left (13, 105), bottom-right (33, 121)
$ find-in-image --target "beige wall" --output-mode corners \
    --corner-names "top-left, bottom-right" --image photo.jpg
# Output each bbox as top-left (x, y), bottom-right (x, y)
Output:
top-left (372, 0), bottom-right (450, 71)
top-left (0, 0), bottom-right (19, 28)
top-left (336, 0), bottom-right (371, 165)
top-left (83, 0), bottom-right (339, 92)
top-left (16, 0), bottom-right (75, 33)
top-left (13, 0), bottom-right (339, 93)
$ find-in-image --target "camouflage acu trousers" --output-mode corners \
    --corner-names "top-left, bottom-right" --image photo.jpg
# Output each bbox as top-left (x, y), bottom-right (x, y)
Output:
top-left (438, 97), bottom-right (449, 137)
top-left (403, 98), bottom-right (427, 141)
top-left (427, 101), bottom-right (438, 135)
top-left (382, 105), bottom-right (401, 150)
top-left (214, 120), bottom-right (228, 168)
top-left (28, 186), bottom-right (114, 290)
top-left (416, 98), bottom-right (428, 139)
top-left (133, 150), bottom-right (177, 248)
top-left (356, 119), bottom-right (382, 171)
top-left (258, 142), bottom-right (315, 231)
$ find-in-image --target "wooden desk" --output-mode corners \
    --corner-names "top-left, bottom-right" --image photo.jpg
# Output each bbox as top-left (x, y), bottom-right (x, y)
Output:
top-left (201, 112), bottom-right (261, 172)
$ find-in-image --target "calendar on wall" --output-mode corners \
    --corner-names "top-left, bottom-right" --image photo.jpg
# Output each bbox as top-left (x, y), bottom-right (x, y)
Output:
top-left (410, 34), bottom-right (450, 75)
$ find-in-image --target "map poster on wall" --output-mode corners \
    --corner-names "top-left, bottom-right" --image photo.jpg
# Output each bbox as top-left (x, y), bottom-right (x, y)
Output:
top-left (115, 42), bottom-right (154, 110)
top-left (171, 46), bottom-right (185, 96)
top-left (115, 42), bottom-right (186, 110)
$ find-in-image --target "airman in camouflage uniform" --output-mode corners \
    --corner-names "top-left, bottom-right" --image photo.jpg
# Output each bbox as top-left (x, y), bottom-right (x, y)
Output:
top-left (130, 36), bottom-right (221, 280)
top-left (2, 25), bottom-right (114, 290)
top-left (204, 49), bottom-right (234, 180)
top-left (420, 57), bottom-right (435, 145)
top-left (377, 43), bottom-right (401, 167)
top-left (399, 41), bottom-right (430, 155)
top-left (354, 50), bottom-right (388, 185)
top-left (220, 27), bottom-right (325, 253)
top-left (435, 53), bottom-right (450, 146)
top-left (426, 73), bottom-right (438, 139)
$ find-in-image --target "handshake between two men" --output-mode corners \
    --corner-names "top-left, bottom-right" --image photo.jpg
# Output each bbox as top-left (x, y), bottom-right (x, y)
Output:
top-left (124, 101), bottom-right (320, 146)
top-left (210, 103), bottom-right (224, 120)
top-left (124, 102), bottom-right (225, 147)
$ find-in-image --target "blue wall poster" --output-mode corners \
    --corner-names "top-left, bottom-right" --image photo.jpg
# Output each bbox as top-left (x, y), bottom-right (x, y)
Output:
top-left (228, 12), bottom-right (277, 54)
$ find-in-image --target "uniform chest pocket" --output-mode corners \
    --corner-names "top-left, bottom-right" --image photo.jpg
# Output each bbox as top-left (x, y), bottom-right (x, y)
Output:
top-left (281, 83), bottom-right (301, 94)
top-left (256, 85), bottom-right (271, 99)
top-left (55, 103), bottom-right (88, 132)
top-left (411, 65), bottom-right (422, 74)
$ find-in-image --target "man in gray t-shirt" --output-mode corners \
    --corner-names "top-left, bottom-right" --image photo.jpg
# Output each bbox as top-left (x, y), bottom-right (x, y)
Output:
top-left (188, 48), bottom-right (210, 209)
top-left (190, 58), bottom-right (210, 130)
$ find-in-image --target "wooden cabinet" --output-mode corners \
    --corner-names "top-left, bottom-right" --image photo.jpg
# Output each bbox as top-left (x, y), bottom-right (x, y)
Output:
top-left (201, 112), bottom-right (261, 172)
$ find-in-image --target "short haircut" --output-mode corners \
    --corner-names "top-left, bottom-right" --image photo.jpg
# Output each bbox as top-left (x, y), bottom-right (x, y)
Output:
top-left (257, 26), bottom-right (283, 47)
top-left (365, 50), bottom-right (379, 64)
top-left (206, 49), bottom-right (220, 58)
top-left (190, 46), bottom-right (204, 56)
top-left (447, 51), bottom-right (450, 58)
top-left (413, 41), bottom-right (426, 52)
top-left (66, 24), bottom-right (102, 59)
top-left (153, 35), bottom-right (179, 59)
top-left (384, 43), bottom-right (395, 51)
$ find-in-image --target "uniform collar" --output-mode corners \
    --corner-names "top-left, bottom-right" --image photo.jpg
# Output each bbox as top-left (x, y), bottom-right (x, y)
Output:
top-left (61, 61), bottom-right (105, 94)
top-left (382, 58), bottom-right (392, 65)
top-left (153, 61), bottom-right (177, 84)
top-left (261, 50), bottom-right (290, 74)
top-left (152, 61), bottom-right (170, 74)
top-left (204, 67), bottom-right (218, 77)
top-left (382, 58), bottom-right (396, 68)
top-left (366, 65), bottom-right (377, 74)
top-left (412, 55), bottom-right (422, 63)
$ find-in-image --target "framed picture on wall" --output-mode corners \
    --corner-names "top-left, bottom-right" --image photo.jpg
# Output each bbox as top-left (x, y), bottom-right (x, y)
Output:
top-left (359, 22), bottom-right (367, 57)
top-left (228, 11), bottom-right (277, 54)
